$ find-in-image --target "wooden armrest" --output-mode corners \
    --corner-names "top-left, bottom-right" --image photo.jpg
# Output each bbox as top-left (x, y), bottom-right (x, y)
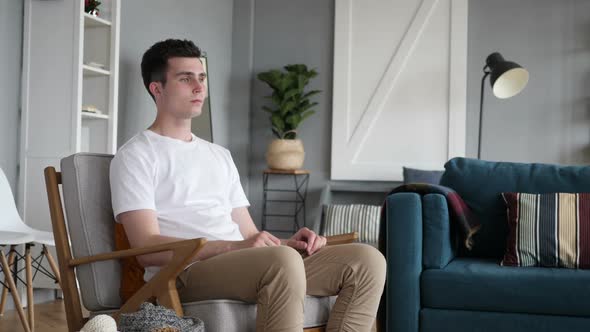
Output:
top-left (68, 238), bottom-right (206, 267)
top-left (68, 238), bottom-right (207, 321)
top-left (326, 232), bottom-right (358, 245)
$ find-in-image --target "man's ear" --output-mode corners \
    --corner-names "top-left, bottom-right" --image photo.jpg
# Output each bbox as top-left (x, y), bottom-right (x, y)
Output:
top-left (149, 82), bottom-right (162, 99)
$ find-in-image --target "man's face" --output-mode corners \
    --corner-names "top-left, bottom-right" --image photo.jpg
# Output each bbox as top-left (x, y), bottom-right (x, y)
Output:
top-left (152, 57), bottom-right (208, 119)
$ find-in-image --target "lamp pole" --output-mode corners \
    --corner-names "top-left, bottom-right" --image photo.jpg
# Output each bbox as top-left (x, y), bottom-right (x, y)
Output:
top-left (477, 68), bottom-right (490, 160)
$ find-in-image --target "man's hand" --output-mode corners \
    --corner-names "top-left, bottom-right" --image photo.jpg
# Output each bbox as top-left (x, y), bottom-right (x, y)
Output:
top-left (286, 227), bottom-right (326, 256)
top-left (235, 231), bottom-right (281, 250)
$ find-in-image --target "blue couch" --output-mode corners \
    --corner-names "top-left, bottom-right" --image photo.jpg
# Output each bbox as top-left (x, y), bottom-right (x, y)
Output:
top-left (385, 157), bottom-right (590, 331)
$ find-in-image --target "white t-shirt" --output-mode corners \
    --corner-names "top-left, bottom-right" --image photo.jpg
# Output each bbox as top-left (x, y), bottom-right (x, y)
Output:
top-left (110, 130), bottom-right (250, 280)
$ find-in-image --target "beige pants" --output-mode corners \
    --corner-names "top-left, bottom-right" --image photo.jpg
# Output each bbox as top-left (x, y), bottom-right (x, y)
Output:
top-left (177, 243), bottom-right (386, 332)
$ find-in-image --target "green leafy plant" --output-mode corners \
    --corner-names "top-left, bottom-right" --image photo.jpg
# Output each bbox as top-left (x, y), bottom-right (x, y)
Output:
top-left (85, 0), bottom-right (101, 14)
top-left (257, 64), bottom-right (321, 139)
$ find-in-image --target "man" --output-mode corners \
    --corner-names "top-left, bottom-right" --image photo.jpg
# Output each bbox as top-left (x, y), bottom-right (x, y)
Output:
top-left (110, 39), bottom-right (386, 332)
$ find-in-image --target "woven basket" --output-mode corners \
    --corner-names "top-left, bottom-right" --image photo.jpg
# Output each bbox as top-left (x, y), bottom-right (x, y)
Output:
top-left (266, 139), bottom-right (305, 170)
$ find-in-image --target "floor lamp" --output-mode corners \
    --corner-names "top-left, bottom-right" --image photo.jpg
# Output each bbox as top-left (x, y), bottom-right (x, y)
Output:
top-left (478, 52), bottom-right (529, 159)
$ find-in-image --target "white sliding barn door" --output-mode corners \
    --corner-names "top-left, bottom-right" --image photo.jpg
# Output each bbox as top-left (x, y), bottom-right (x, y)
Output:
top-left (331, 0), bottom-right (467, 181)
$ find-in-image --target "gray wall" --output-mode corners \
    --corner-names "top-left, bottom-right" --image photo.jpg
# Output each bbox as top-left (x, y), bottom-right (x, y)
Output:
top-left (118, 0), bottom-right (251, 187)
top-left (467, 0), bottom-right (590, 163)
top-left (0, 0), bottom-right (23, 192)
top-left (245, 0), bottom-right (590, 231)
top-left (229, 0), bottom-right (255, 194)
top-left (247, 0), bottom-right (337, 231)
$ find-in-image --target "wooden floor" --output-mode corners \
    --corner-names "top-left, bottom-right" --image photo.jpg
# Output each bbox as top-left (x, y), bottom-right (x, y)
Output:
top-left (0, 300), bottom-right (68, 332)
top-left (0, 300), bottom-right (379, 332)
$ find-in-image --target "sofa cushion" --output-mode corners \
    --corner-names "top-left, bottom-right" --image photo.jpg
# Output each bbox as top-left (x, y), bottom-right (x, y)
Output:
top-left (421, 308), bottom-right (590, 332)
top-left (403, 167), bottom-right (443, 185)
top-left (502, 192), bottom-right (590, 268)
top-left (440, 158), bottom-right (590, 258)
top-left (421, 258), bottom-right (590, 317)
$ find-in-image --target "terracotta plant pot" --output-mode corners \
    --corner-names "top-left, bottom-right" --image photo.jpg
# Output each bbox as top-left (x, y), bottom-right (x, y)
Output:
top-left (266, 139), bottom-right (305, 170)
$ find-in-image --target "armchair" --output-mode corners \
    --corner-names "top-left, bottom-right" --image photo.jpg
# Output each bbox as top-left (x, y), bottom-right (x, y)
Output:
top-left (44, 153), bottom-right (358, 332)
top-left (384, 157), bottom-right (590, 332)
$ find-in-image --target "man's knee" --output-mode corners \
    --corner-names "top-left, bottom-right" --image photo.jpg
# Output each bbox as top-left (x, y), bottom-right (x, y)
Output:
top-left (348, 244), bottom-right (387, 284)
top-left (263, 246), bottom-right (306, 288)
top-left (267, 246), bottom-right (305, 274)
top-left (266, 246), bottom-right (305, 272)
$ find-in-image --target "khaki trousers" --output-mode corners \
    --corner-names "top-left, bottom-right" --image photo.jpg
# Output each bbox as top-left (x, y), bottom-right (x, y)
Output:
top-left (177, 243), bottom-right (386, 332)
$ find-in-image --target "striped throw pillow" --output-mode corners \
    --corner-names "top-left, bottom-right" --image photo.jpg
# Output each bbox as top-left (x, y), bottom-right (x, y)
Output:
top-left (323, 204), bottom-right (382, 247)
top-left (501, 193), bottom-right (590, 268)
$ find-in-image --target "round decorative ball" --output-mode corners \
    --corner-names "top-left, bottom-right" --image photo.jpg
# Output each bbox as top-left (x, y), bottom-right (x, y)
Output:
top-left (80, 314), bottom-right (117, 332)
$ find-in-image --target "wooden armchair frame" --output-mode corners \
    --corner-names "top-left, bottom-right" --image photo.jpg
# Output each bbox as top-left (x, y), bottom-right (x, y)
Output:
top-left (44, 167), bottom-right (358, 332)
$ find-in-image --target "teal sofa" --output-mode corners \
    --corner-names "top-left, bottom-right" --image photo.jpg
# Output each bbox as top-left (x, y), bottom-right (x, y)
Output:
top-left (385, 157), bottom-right (590, 331)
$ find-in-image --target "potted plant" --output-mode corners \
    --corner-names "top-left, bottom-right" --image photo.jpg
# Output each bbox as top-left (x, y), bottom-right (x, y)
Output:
top-left (85, 0), bottom-right (101, 16)
top-left (257, 64), bottom-right (321, 170)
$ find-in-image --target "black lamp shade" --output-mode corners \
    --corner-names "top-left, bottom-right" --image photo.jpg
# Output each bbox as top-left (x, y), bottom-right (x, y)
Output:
top-left (486, 52), bottom-right (529, 99)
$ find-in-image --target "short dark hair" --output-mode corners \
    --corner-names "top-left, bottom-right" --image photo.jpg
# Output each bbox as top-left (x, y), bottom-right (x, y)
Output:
top-left (140, 39), bottom-right (202, 100)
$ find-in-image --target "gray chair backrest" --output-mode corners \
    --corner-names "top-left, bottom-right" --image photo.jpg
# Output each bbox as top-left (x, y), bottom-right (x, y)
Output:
top-left (61, 153), bottom-right (121, 311)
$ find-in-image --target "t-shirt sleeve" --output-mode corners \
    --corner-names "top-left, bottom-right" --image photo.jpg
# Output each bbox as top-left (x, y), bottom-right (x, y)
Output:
top-left (226, 151), bottom-right (250, 208)
top-left (110, 148), bottom-right (156, 221)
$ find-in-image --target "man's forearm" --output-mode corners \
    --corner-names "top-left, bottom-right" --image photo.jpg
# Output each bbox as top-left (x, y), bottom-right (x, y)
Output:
top-left (137, 234), bottom-right (240, 267)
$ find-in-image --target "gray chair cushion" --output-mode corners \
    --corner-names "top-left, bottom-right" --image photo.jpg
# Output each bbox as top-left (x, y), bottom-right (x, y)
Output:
top-left (95, 296), bottom-right (335, 330)
top-left (183, 296), bottom-right (336, 330)
top-left (61, 153), bottom-right (121, 311)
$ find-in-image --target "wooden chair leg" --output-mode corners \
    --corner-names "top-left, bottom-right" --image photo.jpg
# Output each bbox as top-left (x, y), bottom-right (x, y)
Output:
top-left (0, 245), bottom-right (16, 316)
top-left (25, 244), bottom-right (34, 331)
top-left (42, 245), bottom-right (61, 288)
top-left (0, 249), bottom-right (31, 332)
top-left (303, 327), bottom-right (325, 332)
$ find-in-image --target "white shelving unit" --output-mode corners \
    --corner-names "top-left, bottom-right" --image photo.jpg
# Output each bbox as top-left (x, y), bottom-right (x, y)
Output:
top-left (19, 0), bottom-right (120, 289)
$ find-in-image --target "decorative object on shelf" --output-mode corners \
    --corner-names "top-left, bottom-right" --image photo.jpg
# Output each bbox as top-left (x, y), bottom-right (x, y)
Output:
top-left (84, 61), bottom-right (106, 69)
top-left (84, 0), bottom-right (101, 16)
top-left (477, 52), bottom-right (529, 159)
top-left (81, 105), bottom-right (103, 115)
top-left (258, 64), bottom-right (321, 170)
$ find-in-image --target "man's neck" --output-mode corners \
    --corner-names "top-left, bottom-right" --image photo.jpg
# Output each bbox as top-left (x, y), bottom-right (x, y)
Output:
top-left (148, 114), bottom-right (193, 142)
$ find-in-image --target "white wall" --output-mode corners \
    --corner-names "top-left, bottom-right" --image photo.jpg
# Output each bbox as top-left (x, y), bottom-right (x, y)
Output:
top-left (0, 0), bottom-right (23, 192)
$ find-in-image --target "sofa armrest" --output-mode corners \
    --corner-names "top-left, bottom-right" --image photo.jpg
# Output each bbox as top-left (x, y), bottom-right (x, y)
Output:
top-left (422, 194), bottom-right (456, 269)
top-left (385, 192), bottom-right (422, 332)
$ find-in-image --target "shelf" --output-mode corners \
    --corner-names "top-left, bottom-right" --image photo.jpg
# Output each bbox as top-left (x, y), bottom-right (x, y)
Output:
top-left (81, 112), bottom-right (109, 120)
top-left (83, 65), bottom-right (110, 77)
top-left (84, 13), bottom-right (112, 28)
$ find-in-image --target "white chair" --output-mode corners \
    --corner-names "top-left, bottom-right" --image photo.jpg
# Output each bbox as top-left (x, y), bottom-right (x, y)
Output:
top-left (0, 168), bottom-right (61, 332)
top-left (0, 231), bottom-right (35, 332)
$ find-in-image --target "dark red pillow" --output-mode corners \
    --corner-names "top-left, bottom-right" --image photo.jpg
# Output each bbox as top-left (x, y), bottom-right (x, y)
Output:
top-left (501, 192), bottom-right (590, 268)
top-left (115, 223), bottom-right (146, 302)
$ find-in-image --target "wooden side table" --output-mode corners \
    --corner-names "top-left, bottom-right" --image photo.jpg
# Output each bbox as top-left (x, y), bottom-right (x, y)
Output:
top-left (262, 169), bottom-right (310, 233)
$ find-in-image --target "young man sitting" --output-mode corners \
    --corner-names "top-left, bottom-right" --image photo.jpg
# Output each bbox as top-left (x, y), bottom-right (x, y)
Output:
top-left (110, 39), bottom-right (386, 332)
